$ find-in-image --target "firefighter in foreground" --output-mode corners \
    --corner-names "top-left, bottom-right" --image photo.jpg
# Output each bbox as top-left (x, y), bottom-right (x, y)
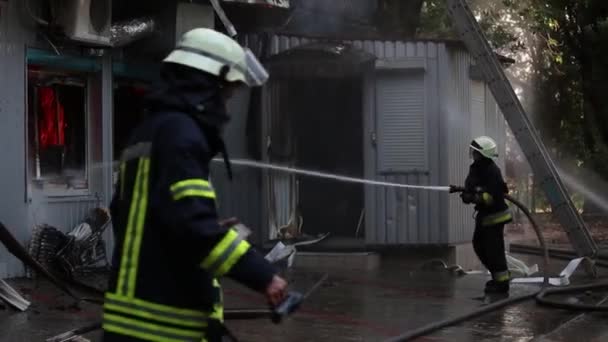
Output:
top-left (460, 136), bottom-right (513, 294)
top-left (103, 28), bottom-right (287, 342)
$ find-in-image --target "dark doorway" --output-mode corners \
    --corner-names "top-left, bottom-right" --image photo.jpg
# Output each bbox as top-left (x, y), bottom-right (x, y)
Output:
top-left (289, 77), bottom-right (364, 237)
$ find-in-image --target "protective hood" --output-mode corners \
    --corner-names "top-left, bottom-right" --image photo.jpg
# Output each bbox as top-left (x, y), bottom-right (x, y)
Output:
top-left (145, 66), bottom-right (234, 179)
top-left (145, 66), bottom-right (229, 127)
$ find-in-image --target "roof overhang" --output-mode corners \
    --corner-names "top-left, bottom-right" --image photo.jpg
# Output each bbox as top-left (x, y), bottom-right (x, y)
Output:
top-left (265, 42), bottom-right (377, 79)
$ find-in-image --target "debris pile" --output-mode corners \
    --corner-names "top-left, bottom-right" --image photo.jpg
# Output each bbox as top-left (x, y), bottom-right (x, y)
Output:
top-left (27, 208), bottom-right (111, 280)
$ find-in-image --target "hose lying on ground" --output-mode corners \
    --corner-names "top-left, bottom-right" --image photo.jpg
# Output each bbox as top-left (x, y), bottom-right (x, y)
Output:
top-left (385, 189), bottom-right (608, 342)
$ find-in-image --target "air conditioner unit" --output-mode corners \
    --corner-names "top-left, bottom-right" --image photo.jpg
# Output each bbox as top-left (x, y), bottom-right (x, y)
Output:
top-left (55, 0), bottom-right (112, 46)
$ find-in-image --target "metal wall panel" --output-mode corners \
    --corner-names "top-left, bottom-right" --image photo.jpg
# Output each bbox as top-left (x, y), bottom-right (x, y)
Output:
top-left (0, 1), bottom-right (34, 278)
top-left (443, 48), bottom-right (475, 244)
top-left (485, 87), bottom-right (507, 170)
top-left (369, 43), bottom-right (443, 245)
top-left (28, 196), bottom-right (102, 233)
top-left (376, 71), bottom-right (427, 173)
top-left (0, 2), bottom-right (116, 278)
top-left (210, 86), bottom-right (264, 244)
top-left (471, 80), bottom-right (486, 138)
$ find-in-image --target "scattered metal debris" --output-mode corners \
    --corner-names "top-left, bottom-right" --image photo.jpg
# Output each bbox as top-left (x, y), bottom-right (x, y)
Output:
top-left (265, 233), bottom-right (331, 269)
top-left (27, 225), bottom-right (68, 277)
top-left (0, 279), bottom-right (31, 311)
top-left (28, 208), bottom-right (110, 280)
top-left (512, 257), bottom-right (591, 287)
top-left (55, 208), bottom-right (111, 278)
top-left (46, 323), bottom-right (100, 342)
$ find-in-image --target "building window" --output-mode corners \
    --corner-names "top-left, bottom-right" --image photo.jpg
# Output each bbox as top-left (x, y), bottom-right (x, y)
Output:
top-left (28, 66), bottom-right (89, 193)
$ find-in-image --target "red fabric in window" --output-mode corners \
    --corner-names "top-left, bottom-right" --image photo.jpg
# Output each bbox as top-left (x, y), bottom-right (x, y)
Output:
top-left (38, 87), bottom-right (66, 149)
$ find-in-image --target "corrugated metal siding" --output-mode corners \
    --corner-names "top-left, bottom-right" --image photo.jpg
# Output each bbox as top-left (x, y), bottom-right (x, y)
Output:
top-left (27, 196), bottom-right (102, 233)
top-left (0, 1), bottom-right (116, 278)
top-left (443, 48), bottom-right (475, 244)
top-left (243, 35), bottom-right (449, 244)
top-left (259, 79), bottom-right (296, 239)
top-left (485, 87), bottom-right (507, 170)
top-left (367, 43), bottom-right (441, 244)
top-left (471, 80), bottom-right (486, 137)
top-left (210, 87), bottom-right (264, 244)
top-left (376, 71), bottom-right (427, 173)
top-left (211, 166), bottom-right (263, 242)
top-left (243, 34), bottom-right (503, 245)
top-left (0, 0), bottom-right (31, 278)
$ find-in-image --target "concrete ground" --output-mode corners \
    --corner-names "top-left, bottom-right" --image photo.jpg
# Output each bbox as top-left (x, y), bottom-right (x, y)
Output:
top-left (1, 254), bottom-right (608, 342)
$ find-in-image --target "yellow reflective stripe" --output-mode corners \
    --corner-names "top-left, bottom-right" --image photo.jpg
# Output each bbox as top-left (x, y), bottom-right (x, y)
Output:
top-left (170, 179), bottom-right (216, 200)
top-left (215, 240), bottom-right (250, 277)
top-left (201, 230), bottom-right (239, 270)
top-left (200, 230), bottom-right (251, 277)
top-left (117, 159), bottom-right (144, 296)
top-left (105, 293), bottom-right (208, 318)
top-left (210, 279), bottom-right (223, 322)
top-left (210, 303), bottom-right (224, 322)
top-left (481, 210), bottom-right (513, 226)
top-left (493, 271), bottom-right (510, 282)
top-left (116, 157), bottom-right (150, 297)
top-left (128, 157), bottom-right (150, 298)
top-left (104, 313), bottom-right (203, 339)
top-left (108, 314), bottom-right (203, 339)
top-left (482, 192), bottom-right (493, 205)
top-left (173, 189), bottom-right (216, 201)
top-left (104, 303), bottom-right (207, 329)
top-left (170, 179), bottom-right (211, 191)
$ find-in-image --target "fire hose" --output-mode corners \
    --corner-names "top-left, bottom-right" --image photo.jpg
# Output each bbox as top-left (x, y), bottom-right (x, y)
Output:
top-left (3, 185), bottom-right (608, 341)
top-left (384, 186), bottom-right (608, 342)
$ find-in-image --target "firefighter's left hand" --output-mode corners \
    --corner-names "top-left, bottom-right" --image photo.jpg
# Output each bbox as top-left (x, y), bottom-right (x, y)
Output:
top-left (266, 275), bottom-right (288, 307)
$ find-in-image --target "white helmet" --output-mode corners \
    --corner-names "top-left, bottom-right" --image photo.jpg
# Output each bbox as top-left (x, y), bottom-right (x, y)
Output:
top-left (470, 136), bottom-right (498, 159)
top-left (163, 28), bottom-right (268, 87)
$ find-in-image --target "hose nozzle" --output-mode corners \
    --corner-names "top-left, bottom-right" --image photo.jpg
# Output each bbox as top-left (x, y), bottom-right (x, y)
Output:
top-left (449, 185), bottom-right (465, 193)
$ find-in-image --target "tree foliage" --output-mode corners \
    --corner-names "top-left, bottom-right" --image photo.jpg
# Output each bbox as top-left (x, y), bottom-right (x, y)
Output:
top-left (414, 0), bottom-right (608, 212)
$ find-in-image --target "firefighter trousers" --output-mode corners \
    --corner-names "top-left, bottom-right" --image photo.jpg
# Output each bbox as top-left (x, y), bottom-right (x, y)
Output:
top-left (472, 221), bottom-right (508, 275)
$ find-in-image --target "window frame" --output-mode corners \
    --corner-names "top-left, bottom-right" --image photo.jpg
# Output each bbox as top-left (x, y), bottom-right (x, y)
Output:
top-left (25, 48), bottom-right (101, 198)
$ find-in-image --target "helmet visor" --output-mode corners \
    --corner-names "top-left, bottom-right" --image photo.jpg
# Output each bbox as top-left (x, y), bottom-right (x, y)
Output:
top-left (244, 48), bottom-right (269, 87)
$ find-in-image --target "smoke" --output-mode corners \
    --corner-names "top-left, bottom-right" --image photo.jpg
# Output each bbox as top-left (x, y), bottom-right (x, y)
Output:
top-left (556, 165), bottom-right (608, 215)
top-left (284, 0), bottom-right (377, 37)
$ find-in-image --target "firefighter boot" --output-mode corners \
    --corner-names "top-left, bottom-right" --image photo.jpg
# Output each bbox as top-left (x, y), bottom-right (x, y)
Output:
top-left (485, 271), bottom-right (510, 294)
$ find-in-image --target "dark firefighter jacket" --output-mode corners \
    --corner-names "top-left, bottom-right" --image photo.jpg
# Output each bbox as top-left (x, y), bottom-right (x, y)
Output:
top-left (103, 69), bottom-right (277, 342)
top-left (463, 157), bottom-right (513, 227)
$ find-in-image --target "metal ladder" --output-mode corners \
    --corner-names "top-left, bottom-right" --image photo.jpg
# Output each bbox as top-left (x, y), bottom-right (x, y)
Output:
top-left (445, 0), bottom-right (598, 258)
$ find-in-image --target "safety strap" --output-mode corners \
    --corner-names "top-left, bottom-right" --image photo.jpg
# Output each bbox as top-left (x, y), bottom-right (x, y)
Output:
top-left (201, 229), bottom-right (251, 278)
top-left (481, 209), bottom-right (513, 226)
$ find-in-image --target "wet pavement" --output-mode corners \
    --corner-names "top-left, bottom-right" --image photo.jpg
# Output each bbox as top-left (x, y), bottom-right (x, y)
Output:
top-left (1, 254), bottom-right (608, 342)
